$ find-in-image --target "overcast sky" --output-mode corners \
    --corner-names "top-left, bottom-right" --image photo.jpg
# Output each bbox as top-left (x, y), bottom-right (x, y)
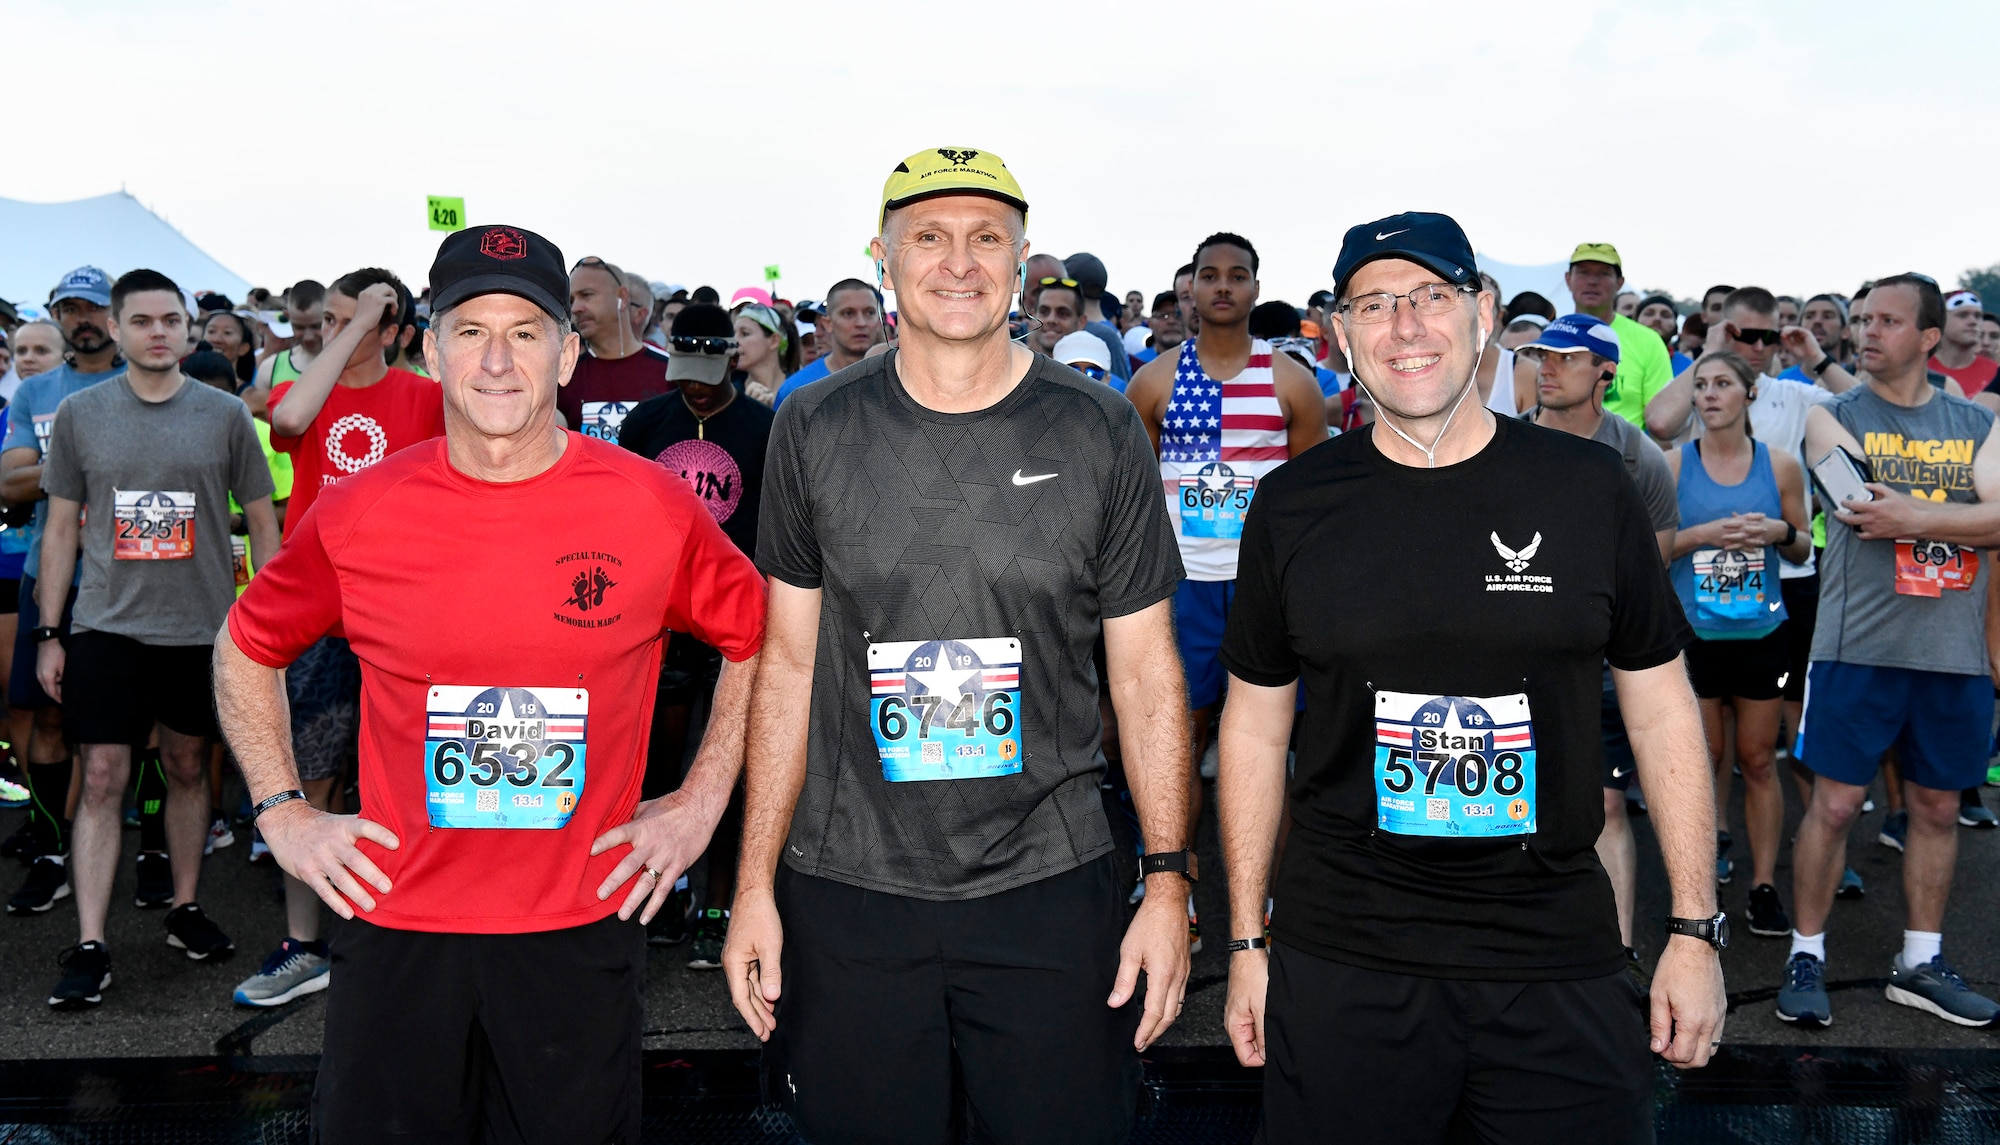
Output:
top-left (6, 0), bottom-right (1996, 310)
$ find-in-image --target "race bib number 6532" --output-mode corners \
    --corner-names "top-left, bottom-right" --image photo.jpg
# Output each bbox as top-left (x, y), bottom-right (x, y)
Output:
top-left (1373, 690), bottom-right (1536, 838)
top-left (867, 638), bottom-right (1022, 782)
top-left (424, 685), bottom-right (587, 829)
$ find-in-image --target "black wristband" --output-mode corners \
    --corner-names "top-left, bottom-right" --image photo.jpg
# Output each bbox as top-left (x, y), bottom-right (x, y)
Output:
top-left (1808, 354), bottom-right (1833, 376)
top-left (1226, 937), bottom-right (1269, 953)
top-left (30, 626), bottom-right (61, 643)
top-left (252, 789), bottom-right (308, 819)
top-left (1781, 521), bottom-right (1798, 547)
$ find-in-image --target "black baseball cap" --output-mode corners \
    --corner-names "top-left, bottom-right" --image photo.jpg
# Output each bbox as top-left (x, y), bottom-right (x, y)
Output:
top-left (1065, 252), bottom-right (1108, 298)
top-left (429, 224), bottom-right (569, 321)
top-left (1331, 212), bottom-right (1479, 300)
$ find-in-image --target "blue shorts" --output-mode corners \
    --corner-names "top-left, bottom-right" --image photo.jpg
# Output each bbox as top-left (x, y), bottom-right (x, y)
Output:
top-left (1172, 579), bottom-right (1234, 710)
top-left (1797, 661), bottom-right (1996, 792)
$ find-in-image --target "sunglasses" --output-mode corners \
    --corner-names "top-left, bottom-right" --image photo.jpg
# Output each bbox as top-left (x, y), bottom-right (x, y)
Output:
top-left (1070, 363), bottom-right (1108, 381)
top-left (1037, 277), bottom-right (1081, 289)
top-left (1730, 327), bottom-right (1782, 347)
top-left (669, 335), bottom-right (737, 355)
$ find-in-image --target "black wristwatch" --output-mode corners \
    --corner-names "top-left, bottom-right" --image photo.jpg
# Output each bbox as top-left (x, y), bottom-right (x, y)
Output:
top-left (1781, 521), bottom-right (1799, 547)
top-left (1665, 912), bottom-right (1729, 951)
top-left (1807, 354), bottom-right (1834, 376)
top-left (30, 626), bottom-right (61, 644)
top-left (1140, 850), bottom-right (1198, 883)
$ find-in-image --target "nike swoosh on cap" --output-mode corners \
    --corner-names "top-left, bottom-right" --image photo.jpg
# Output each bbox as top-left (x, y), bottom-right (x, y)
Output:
top-left (1012, 470), bottom-right (1058, 486)
top-left (1375, 229), bottom-right (1410, 241)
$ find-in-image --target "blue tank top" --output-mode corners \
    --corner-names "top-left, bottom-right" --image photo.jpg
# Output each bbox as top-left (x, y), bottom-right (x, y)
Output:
top-left (1672, 439), bottom-right (1786, 639)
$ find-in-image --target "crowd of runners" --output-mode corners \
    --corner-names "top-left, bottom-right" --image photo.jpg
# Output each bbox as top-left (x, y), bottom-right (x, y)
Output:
top-left (0, 144), bottom-right (1995, 1143)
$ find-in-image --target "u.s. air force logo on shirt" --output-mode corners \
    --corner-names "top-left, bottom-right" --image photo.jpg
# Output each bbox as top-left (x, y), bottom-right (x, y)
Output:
top-left (1486, 530), bottom-right (1553, 594)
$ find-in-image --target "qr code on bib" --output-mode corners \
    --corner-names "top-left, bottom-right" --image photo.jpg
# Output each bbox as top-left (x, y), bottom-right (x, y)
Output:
top-left (922, 741), bottom-right (944, 764)
top-left (477, 790), bottom-right (499, 812)
top-left (1427, 798), bottom-right (1451, 821)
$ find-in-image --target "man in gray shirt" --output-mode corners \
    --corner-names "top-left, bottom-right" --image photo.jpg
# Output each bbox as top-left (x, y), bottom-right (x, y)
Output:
top-left (37, 270), bottom-right (279, 1011)
top-left (1520, 314), bottom-right (1678, 965)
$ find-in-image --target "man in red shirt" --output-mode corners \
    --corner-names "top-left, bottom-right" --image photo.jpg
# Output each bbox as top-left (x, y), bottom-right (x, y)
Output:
top-left (231, 268), bottom-right (450, 1008)
top-left (1930, 290), bottom-right (1999, 395)
top-left (215, 224), bottom-right (766, 1143)
top-left (557, 255), bottom-right (674, 440)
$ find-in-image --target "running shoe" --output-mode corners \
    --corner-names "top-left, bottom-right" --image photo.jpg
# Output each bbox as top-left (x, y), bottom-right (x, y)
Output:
top-left (0, 777), bottom-right (28, 808)
top-left (1715, 831), bottom-right (1733, 884)
top-left (1127, 873), bottom-right (1147, 906)
top-left (205, 815), bottom-right (235, 855)
top-left (1885, 954), bottom-right (2000, 1028)
top-left (1746, 884), bottom-right (1791, 937)
top-left (1198, 739), bottom-right (1218, 781)
top-left (134, 850), bottom-right (172, 909)
top-left (1878, 809), bottom-right (1907, 852)
top-left (1957, 791), bottom-right (1997, 829)
top-left (164, 903), bottom-right (234, 961)
top-left (7, 854), bottom-right (69, 915)
top-left (247, 829), bottom-right (273, 865)
top-left (122, 805), bottom-right (140, 830)
top-left (1188, 899), bottom-right (1202, 956)
top-left (1775, 952), bottom-right (1831, 1028)
top-left (688, 908), bottom-right (728, 970)
top-left (645, 885), bottom-right (695, 947)
top-left (232, 939), bottom-right (330, 1007)
top-left (1862, 798), bottom-right (1876, 813)
top-left (1, 818), bottom-right (36, 861)
top-left (1987, 762), bottom-right (2000, 788)
top-left (1837, 867), bottom-right (1866, 900)
top-left (48, 941), bottom-right (110, 1010)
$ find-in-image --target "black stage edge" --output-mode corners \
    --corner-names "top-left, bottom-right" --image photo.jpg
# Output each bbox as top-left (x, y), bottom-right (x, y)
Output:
top-left (1, 1045), bottom-right (1998, 1143)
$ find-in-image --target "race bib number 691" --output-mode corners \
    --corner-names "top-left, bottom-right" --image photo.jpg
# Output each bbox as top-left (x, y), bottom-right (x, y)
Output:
top-left (1373, 690), bottom-right (1536, 838)
top-left (424, 685), bottom-right (587, 829)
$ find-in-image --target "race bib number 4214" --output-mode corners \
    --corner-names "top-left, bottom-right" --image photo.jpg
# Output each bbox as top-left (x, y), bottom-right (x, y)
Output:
top-left (424, 685), bottom-right (587, 829)
top-left (1373, 690), bottom-right (1536, 838)
top-left (867, 638), bottom-right (1022, 782)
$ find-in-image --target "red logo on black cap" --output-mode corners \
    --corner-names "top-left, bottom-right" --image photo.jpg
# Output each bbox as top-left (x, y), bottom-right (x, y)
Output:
top-left (478, 227), bottom-right (528, 261)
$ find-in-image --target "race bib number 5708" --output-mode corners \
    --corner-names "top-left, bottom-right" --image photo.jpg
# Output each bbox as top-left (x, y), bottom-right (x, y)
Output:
top-left (425, 685), bottom-right (587, 829)
top-left (867, 638), bottom-right (1022, 782)
top-left (1373, 690), bottom-right (1536, 838)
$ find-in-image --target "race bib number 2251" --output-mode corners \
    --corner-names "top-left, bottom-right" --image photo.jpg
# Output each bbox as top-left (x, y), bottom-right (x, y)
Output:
top-left (867, 638), bottom-right (1022, 782)
top-left (1373, 690), bottom-right (1536, 838)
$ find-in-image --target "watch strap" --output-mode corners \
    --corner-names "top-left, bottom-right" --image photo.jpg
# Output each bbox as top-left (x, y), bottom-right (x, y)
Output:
top-left (1139, 850), bottom-right (1197, 882)
top-left (30, 626), bottom-right (61, 643)
top-left (1226, 937), bottom-right (1268, 953)
top-left (252, 789), bottom-right (309, 819)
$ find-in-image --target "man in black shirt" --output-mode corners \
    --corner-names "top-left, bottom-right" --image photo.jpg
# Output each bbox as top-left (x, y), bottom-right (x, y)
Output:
top-left (619, 302), bottom-right (774, 966)
top-left (723, 147), bottom-right (1192, 1145)
top-left (1215, 213), bottom-right (1725, 1145)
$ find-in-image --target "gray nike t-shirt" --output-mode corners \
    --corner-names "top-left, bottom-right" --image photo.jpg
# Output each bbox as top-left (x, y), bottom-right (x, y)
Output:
top-left (757, 351), bottom-right (1183, 900)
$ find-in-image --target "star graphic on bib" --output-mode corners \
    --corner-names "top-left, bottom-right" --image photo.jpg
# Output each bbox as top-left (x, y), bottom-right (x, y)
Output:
top-left (909, 660), bottom-right (977, 710)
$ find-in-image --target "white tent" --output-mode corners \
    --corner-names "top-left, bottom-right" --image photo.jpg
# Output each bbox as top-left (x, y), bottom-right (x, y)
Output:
top-left (0, 192), bottom-right (252, 311)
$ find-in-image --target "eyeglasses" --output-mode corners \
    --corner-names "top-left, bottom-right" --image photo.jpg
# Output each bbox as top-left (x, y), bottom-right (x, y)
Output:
top-left (1336, 283), bottom-right (1476, 325)
top-left (1070, 363), bottom-right (1108, 381)
top-left (1731, 327), bottom-right (1782, 347)
top-left (1037, 277), bottom-right (1081, 289)
top-left (669, 335), bottom-right (737, 355)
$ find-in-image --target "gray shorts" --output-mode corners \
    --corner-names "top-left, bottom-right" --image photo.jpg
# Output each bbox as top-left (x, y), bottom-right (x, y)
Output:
top-left (287, 636), bottom-right (361, 783)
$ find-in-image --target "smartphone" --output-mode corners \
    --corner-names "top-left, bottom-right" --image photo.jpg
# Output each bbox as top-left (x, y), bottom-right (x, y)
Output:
top-left (1811, 447), bottom-right (1874, 509)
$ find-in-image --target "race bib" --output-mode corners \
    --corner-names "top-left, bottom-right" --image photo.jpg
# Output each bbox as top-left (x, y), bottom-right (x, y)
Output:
top-left (579, 401), bottom-right (634, 441)
top-left (424, 685), bottom-right (587, 829)
top-left (867, 638), bottom-right (1022, 782)
top-left (230, 535), bottom-right (250, 588)
top-left (1177, 462), bottom-right (1256, 540)
top-left (1895, 539), bottom-right (1978, 597)
top-left (1373, 690), bottom-right (1536, 838)
top-left (1691, 548), bottom-right (1770, 622)
top-left (113, 490), bottom-right (195, 560)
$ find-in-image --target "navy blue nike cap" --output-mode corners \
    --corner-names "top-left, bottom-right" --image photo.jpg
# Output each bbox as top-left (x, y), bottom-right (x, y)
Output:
top-left (1332, 212), bottom-right (1479, 301)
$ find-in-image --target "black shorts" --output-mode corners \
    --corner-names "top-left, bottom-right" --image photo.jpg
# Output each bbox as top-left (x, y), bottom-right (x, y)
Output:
top-left (1259, 943), bottom-right (1653, 1145)
top-left (1685, 628), bottom-right (1790, 702)
top-left (10, 575), bottom-right (77, 709)
top-left (1778, 572), bottom-right (1818, 702)
top-left (767, 855), bottom-right (1142, 1145)
top-left (62, 631), bottom-right (215, 744)
top-left (1600, 665), bottom-right (1636, 791)
top-left (315, 914), bottom-right (645, 1144)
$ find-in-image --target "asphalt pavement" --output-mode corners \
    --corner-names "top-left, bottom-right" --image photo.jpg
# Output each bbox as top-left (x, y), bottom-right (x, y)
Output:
top-left (0, 763), bottom-right (1997, 1061)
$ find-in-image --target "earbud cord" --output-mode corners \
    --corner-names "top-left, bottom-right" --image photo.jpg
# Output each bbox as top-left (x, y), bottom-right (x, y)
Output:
top-left (1354, 337), bottom-right (1487, 469)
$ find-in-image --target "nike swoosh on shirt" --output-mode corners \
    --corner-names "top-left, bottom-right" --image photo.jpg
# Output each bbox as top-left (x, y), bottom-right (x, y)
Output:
top-left (1770, 602), bottom-right (1783, 611)
top-left (1612, 764), bottom-right (1634, 778)
top-left (1012, 470), bottom-right (1058, 486)
top-left (1375, 229), bottom-right (1410, 241)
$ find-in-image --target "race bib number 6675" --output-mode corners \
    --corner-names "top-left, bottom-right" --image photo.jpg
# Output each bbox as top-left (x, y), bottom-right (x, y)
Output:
top-left (425, 685), bottom-right (587, 829)
top-left (867, 638), bottom-right (1022, 782)
top-left (1374, 690), bottom-right (1536, 838)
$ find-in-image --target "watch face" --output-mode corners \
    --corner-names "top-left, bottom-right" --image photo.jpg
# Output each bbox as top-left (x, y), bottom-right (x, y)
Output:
top-left (1714, 913), bottom-right (1730, 950)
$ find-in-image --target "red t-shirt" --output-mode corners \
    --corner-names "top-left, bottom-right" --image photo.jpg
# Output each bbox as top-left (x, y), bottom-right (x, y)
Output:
top-left (1929, 354), bottom-right (1999, 396)
top-left (269, 368), bottom-right (446, 537)
top-left (227, 434), bottom-right (766, 933)
top-left (557, 345), bottom-right (675, 441)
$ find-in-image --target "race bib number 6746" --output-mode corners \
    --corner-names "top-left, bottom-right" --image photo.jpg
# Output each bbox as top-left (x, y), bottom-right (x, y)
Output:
top-left (424, 685), bottom-right (587, 829)
top-left (867, 638), bottom-right (1022, 782)
top-left (1373, 690), bottom-right (1536, 838)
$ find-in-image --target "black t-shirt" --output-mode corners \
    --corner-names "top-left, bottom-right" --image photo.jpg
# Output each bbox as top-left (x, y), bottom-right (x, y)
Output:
top-left (1219, 416), bottom-right (1690, 980)
top-left (757, 350), bottom-right (1183, 900)
top-left (617, 389), bottom-right (773, 557)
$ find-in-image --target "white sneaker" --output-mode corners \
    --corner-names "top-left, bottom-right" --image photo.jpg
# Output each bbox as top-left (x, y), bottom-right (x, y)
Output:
top-left (1199, 739), bottom-right (1219, 780)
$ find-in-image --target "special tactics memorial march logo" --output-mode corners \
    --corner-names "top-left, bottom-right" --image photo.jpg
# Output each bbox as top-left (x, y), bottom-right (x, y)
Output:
top-left (554, 550), bottom-right (623, 629)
